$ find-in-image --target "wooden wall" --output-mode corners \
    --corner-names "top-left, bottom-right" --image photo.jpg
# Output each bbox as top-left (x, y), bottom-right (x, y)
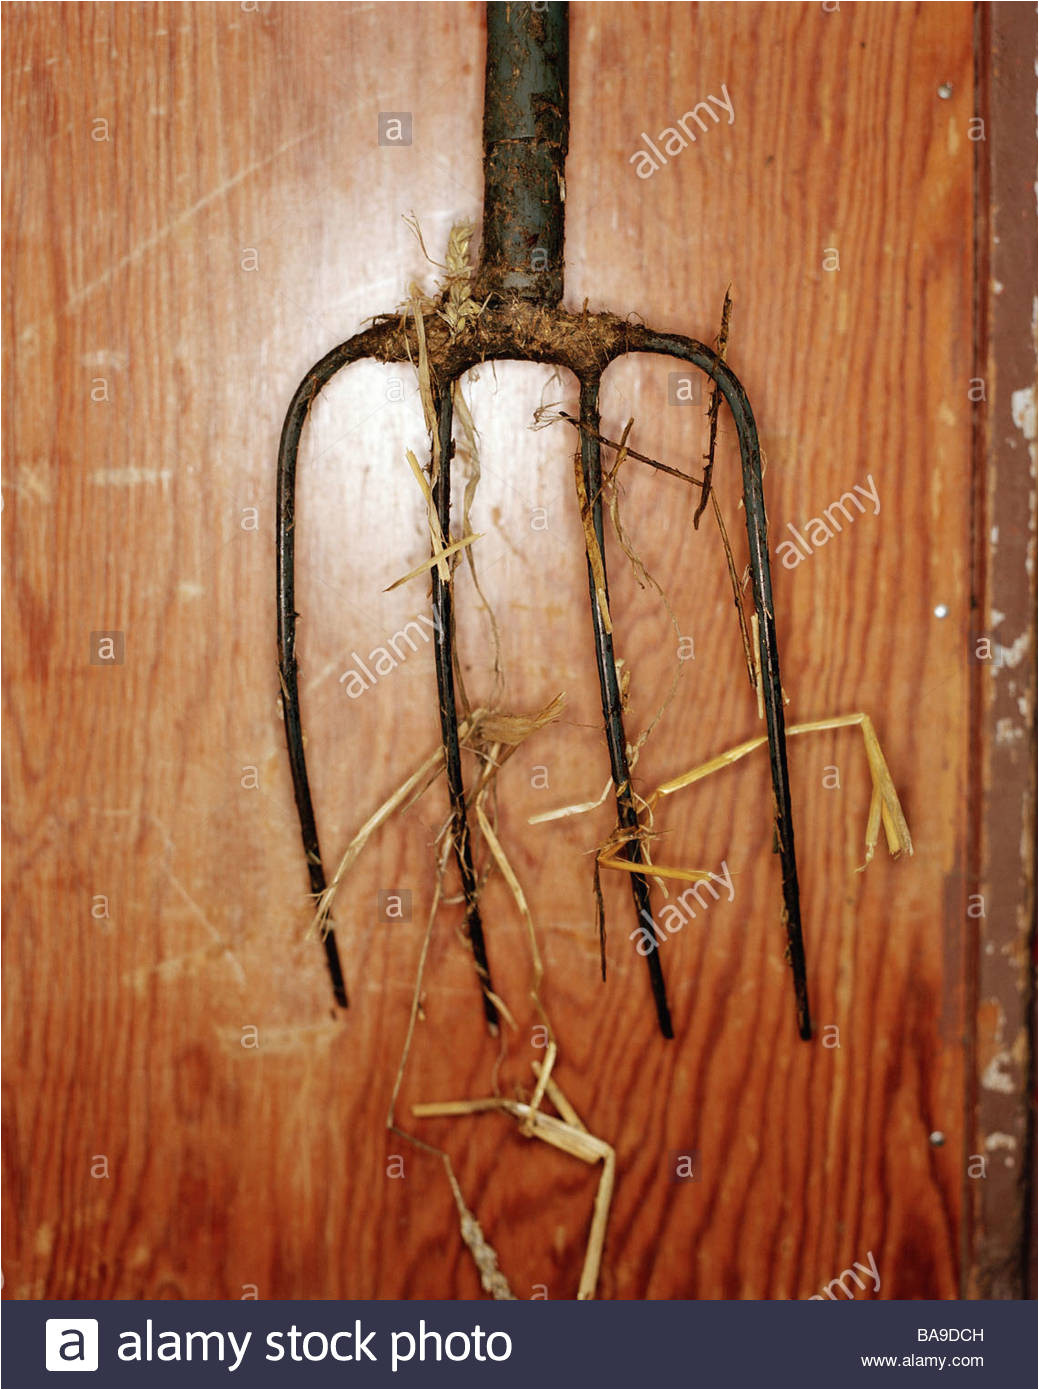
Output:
top-left (3, 1), bottom-right (991, 1301)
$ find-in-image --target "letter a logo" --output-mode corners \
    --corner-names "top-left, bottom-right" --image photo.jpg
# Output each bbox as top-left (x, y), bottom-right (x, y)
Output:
top-left (45, 1319), bottom-right (99, 1371)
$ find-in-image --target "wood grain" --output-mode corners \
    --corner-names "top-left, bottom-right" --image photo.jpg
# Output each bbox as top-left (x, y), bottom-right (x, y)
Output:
top-left (3, 1), bottom-right (977, 1300)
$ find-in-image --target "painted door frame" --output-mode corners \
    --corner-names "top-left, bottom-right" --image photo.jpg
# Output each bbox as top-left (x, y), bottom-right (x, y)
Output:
top-left (967, 0), bottom-right (1037, 1301)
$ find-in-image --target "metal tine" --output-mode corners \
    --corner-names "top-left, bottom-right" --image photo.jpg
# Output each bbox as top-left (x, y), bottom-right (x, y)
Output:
top-left (630, 330), bottom-right (812, 1040)
top-left (577, 377), bottom-right (674, 1039)
top-left (277, 341), bottom-right (378, 1009)
top-left (431, 384), bottom-right (500, 1032)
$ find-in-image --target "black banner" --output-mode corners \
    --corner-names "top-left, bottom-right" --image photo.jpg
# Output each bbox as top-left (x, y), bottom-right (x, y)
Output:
top-left (3, 1299), bottom-right (1036, 1389)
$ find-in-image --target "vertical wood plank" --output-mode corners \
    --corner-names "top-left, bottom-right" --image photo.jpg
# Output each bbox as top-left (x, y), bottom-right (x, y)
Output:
top-left (3, 1), bottom-right (978, 1300)
top-left (966, 0), bottom-right (1037, 1301)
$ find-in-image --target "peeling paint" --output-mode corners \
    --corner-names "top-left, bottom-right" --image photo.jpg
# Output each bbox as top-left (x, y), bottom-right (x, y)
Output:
top-left (981, 1052), bottom-right (1018, 1093)
top-left (1010, 381), bottom-right (1038, 579)
top-left (1010, 384), bottom-right (1036, 449)
top-left (980, 997), bottom-right (1007, 1045)
top-left (994, 717), bottom-right (1025, 745)
top-left (992, 631), bottom-right (1031, 670)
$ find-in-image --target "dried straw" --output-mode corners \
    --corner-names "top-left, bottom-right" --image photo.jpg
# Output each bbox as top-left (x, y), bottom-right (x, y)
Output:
top-left (309, 709), bottom-right (486, 938)
top-left (573, 450), bottom-right (612, 634)
top-left (649, 712), bottom-right (914, 867)
top-left (413, 1079), bottom-right (616, 1301)
top-left (384, 529), bottom-right (483, 592)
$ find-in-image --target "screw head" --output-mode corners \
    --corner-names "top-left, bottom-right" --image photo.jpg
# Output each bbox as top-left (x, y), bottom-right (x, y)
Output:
top-left (929, 1131), bottom-right (946, 1146)
top-left (934, 604), bottom-right (949, 618)
top-left (937, 83), bottom-right (953, 99)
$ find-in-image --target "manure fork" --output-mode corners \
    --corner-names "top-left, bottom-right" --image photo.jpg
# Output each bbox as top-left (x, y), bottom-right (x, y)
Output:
top-left (276, 1), bottom-right (812, 1042)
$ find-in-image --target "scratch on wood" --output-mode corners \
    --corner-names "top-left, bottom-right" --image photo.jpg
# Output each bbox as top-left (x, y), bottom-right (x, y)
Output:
top-left (65, 123), bottom-right (332, 313)
top-left (124, 943), bottom-right (231, 992)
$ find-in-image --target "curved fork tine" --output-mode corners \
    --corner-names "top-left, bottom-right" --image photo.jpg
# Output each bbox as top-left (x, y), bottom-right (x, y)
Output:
top-left (432, 385), bottom-right (500, 1033)
top-left (277, 337), bottom-right (384, 1009)
top-left (627, 332), bottom-right (811, 1041)
top-left (578, 378), bottom-right (674, 1040)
